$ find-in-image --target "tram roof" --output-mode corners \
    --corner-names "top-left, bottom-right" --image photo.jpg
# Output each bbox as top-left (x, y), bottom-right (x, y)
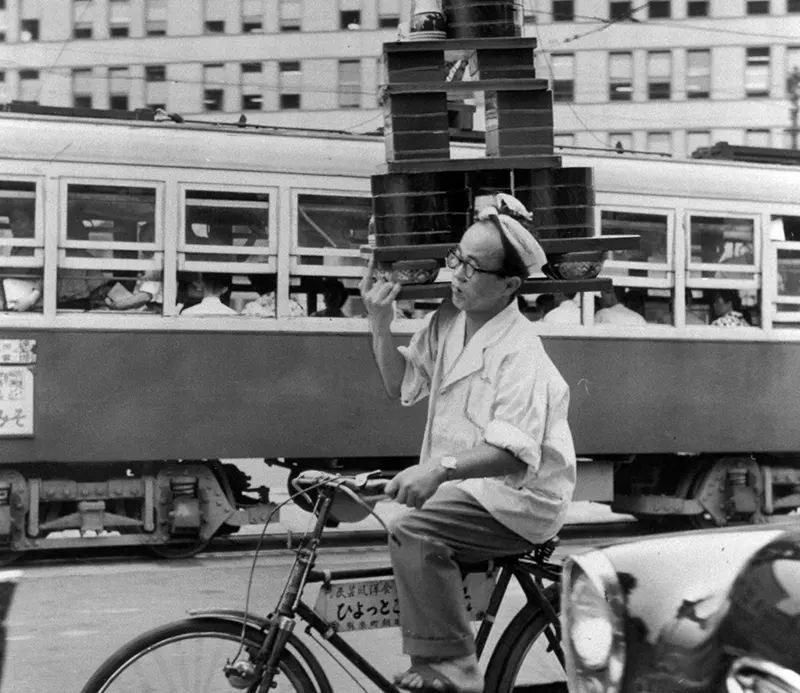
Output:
top-left (1, 109), bottom-right (798, 206)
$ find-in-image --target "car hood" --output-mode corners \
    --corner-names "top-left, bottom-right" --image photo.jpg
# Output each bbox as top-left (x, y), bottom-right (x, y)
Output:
top-left (592, 523), bottom-right (795, 691)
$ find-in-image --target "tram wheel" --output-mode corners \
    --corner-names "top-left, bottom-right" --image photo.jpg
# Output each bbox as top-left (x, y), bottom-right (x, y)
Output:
top-left (147, 538), bottom-right (209, 560)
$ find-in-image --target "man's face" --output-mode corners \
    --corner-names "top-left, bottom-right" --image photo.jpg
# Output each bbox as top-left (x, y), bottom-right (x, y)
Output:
top-left (8, 208), bottom-right (34, 237)
top-left (450, 221), bottom-right (514, 316)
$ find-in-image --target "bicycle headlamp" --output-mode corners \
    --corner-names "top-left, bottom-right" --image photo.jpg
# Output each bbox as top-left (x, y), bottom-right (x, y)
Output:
top-left (562, 552), bottom-right (626, 693)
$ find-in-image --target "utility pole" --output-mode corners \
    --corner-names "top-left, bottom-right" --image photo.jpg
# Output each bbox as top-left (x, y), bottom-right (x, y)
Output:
top-left (787, 67), bottom-right (800, 150)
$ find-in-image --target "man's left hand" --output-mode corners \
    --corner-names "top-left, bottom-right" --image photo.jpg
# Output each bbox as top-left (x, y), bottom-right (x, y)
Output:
top-left (385, 464), bottom-right (446, 509)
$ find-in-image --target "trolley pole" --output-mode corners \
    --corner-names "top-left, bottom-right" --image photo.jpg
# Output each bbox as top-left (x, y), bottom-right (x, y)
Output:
top-left (788, 67), bottom-right (800, 150)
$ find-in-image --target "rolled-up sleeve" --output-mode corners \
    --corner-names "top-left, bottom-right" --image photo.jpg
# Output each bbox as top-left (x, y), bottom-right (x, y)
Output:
top-left (398, 313), bottom-right (437, 406)
top-left (483, 353), bottom-right (572, 473)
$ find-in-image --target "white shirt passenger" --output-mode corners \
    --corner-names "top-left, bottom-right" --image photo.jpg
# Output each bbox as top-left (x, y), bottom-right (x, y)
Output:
top-left (595, 303), bottom-right (646, 325)
top-left (180, 296), bottom-right (237, 315)
top-left (398, 300), bottom-right (576, 544)
top-left (541, 298), bottom-right (581, 324)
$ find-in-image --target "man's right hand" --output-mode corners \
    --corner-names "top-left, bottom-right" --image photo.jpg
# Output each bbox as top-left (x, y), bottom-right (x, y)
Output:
top-left (359, 253), bottom-right (401, 332)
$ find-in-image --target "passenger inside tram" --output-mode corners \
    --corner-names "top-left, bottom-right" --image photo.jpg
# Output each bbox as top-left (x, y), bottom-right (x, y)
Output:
top-left (594, 286), bottom-right (646, 325)
top-left (180, 273), bottom-right (237, 315)
top-left (241, 274), bottom-right (305, 317)
top-left (541, 291), bottom-right (580, 324)
top-left (2, 202), bottom-right (42, 311)
top-left (310, 278), bottom-right (348, 317)
top-left (710, 289), bottom-right (752, 327)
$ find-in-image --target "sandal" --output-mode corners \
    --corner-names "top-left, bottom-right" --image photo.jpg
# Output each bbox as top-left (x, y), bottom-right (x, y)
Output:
top-left (394, 661), bottom-right (480, 693)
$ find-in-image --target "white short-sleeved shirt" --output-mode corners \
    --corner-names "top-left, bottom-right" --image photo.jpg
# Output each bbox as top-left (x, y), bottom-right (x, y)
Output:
top-left (399, 300), bottom-right (577, 543)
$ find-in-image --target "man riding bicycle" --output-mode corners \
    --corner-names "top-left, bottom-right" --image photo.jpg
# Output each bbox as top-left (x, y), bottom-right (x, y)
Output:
top-left (359, 193), bottom-right (577, 693)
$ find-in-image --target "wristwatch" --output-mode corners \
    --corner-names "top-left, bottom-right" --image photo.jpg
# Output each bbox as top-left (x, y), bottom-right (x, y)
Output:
top-left (439, 455), bottom-right (458, 481)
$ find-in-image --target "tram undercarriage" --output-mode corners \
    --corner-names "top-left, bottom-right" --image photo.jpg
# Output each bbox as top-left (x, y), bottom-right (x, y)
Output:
top-left (612, 453), bottom-right (800, 528)
top-left (0, 460), bottom-right (277, 562)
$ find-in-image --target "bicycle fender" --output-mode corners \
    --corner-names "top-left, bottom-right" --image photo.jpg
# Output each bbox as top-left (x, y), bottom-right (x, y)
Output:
top-left (187, 609), bottom-right (333, 693)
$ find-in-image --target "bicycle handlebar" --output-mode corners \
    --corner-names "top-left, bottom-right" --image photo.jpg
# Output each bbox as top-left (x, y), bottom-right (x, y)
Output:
top-left (291, 470), bottom-right (392, 501)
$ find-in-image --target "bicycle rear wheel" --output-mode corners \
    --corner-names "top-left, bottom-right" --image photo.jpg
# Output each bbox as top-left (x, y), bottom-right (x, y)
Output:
top-left (483, 585), bottom-right (566, 693)
top-left (80, 616), bottom-right (314, 693)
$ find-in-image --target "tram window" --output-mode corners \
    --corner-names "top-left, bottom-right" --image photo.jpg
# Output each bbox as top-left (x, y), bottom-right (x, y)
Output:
top-left (0, 182), bottom-right (38, 257)
top-left (294, 193), bottom-right (371, 274)
top-left (769, 214), bottom-right (800, 242)
top-left (601, 211), bottom-right (669, 267)
top-left (688, 215), bottom-right (756, 278)
top-left (183, 190), bottom-right (271, 263)
top-left (66, 184), bottom-right (156, 257)
top-left (0, 182), bottom-right (43, 312)
top-left (61, 184), bottom-right (160, 312)
top-left (775, 248), bottom-right (800, 298)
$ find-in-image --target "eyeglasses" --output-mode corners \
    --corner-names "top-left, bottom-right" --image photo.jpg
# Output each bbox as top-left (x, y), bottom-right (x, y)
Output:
top-left (446, 247), bottom-right (505, 280)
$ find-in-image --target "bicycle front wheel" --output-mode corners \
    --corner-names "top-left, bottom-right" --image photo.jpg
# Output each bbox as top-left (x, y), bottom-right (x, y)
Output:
top-left (81, 617), bottom-right (314, 693)
top-left (483, 585), bottom-right (566, 693)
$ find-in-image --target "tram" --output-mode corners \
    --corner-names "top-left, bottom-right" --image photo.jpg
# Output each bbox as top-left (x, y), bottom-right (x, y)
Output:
top-left (0, 105), bottom-right (799, 559)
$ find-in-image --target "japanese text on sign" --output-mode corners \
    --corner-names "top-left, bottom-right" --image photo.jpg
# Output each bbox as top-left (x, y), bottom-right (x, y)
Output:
top-left (314, 573), bottom-right (496, 633)
top-left (0, 367), bottom-right (33, 436)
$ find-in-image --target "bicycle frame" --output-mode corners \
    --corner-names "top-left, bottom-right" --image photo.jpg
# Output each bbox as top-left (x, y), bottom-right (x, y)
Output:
top-left (213, 479), bottom-right (564, 693)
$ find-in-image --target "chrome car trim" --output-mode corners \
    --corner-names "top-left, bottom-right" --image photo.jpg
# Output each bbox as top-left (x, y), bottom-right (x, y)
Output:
top-left (728, 656), bottom-right (800, 693)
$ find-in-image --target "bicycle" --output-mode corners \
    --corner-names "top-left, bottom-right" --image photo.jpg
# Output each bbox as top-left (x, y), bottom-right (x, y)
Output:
top-left (81, 470), bottom-right (565, 693)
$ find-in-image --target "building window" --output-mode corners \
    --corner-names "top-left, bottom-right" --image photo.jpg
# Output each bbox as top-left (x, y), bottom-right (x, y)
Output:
top-left (110, 24), bottom-right (129, 37)
top-left (74, 23), bottom-right (92, 38)
top-left (745, 128), bottom-right (770, 146)
top-left (110, 95), bottom-right (129, 110)
top-left (379, 14), bottom-right (399, 27)
top-left (378, 0), bottom-right (400, 27)
top-left (687, 0), bottom-right (708, 15)
top-left (205, 20), bottom-right (225, 33)
top-left (686, 49), bottom-right (710, 98)
top-left (646, 131), bottom-right (671, 154)
top-left (647, 51), bottom-right (671, 100)
top-left (145, 65), bottom-right (166, 82)
top-left (279, 60), bottom-right (301, 110)
top-left (745, 47), bottom-right (770, 97)
top-left (242, 94), bottom-right (262, 109)
top-left (551, 53), bottom-right (574, 102)
top-left (686, 130), bottom-right (710, 155)
top-left (790, 0), bottom-right (800, 12)
top-left (72, 68), bottom-right (92, 107)
top-left (19, 70), bottom-right (39, 103)
top-left (20, 19), bottom-right (39, 42)
top-left (609, 52), bottom-right (633, 101)
top-left (746, 0), bottom-right (769, 13)
top-left (241, 0), bottom-right (262, 32)
top-left (279, 0), bottom-right (302, 31)
top-left (340, 10), bottom-right (360, 29)
top-left (648, 1), bottom-right (670, 18)
top-left (242, 18), bottom-right (262, 32)
top-left (609, 2), bottom-right (632, 20)
top-left (338, 60), bottom-right (361, 108)
top-left (203, 63), bottom-right (225, 111)
top-left (146, 0), bottom-right (167, 35)
top-left (146, 20), bottom-right (166, 35)
top-left (552, 0), bottom-right (574, 21)
top-left (204, 89), bottom-right (224, 110)
top-left (280, 93), bottom-right (300, 109)
top-left (241, 62), bottom-right (262, 111)
top-left (109, 66), bottom-right (129, 110)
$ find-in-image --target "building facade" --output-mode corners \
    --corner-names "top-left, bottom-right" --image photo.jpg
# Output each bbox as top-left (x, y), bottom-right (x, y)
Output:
top-left (0, 0), bottom-right (799, 156)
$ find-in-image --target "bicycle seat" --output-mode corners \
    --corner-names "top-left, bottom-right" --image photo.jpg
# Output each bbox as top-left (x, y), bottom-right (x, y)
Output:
top-left (459, 537), bottom-right (560, 574)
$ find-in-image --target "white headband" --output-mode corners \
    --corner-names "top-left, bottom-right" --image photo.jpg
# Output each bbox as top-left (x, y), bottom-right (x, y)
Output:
top-left (475, 193), bottom-right (546, 276)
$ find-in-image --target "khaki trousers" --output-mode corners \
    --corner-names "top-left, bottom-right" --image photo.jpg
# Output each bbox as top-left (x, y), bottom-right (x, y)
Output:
top-left (387, 483), bottom-right (535, 659)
